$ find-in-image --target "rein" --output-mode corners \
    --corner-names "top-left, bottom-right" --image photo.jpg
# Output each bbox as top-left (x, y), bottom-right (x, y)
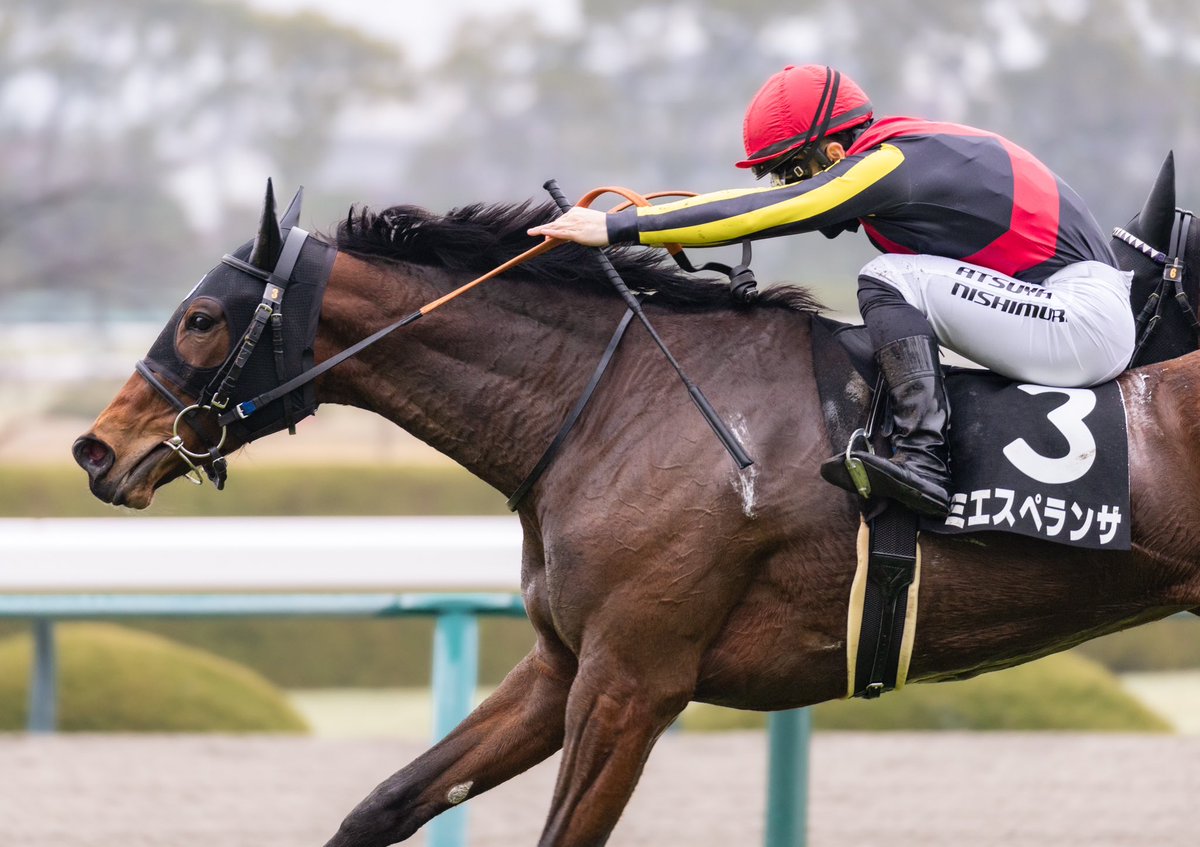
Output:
top-left (1114, 206), bottom-right (1197, 365)
top-left (219, 187), bottom-right (705, 425)
top-left (141, 185), bottom-right (759, 501)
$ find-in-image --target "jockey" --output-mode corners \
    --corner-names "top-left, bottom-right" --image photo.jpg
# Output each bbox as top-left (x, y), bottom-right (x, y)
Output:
top-left (529, 64), bottom-right (1135, 518)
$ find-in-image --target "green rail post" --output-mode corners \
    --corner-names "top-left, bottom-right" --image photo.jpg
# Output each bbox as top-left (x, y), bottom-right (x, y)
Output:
top-left (29, 619), bottom-right (57, 733)
top-left (765, 708), bottom-right (811, 847)
top-left (426, 608), bottom-right (481, 847)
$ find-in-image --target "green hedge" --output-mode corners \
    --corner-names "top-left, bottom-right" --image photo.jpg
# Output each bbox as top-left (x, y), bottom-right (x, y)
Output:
top-left (0, 614), bottom-right (1189, 693)
top-left (681, 652), bottom-right (1172, 732)
top-left (118, 616), bottom-right (536, 688)
top-left (0, 464), bottom-right (508, 517)
top-left (0, 617), bottom-right (536, 689)
top-left (0, 623), bottom-right (308, 732)
top-left (1074, 614), bottom-right (1200, 671)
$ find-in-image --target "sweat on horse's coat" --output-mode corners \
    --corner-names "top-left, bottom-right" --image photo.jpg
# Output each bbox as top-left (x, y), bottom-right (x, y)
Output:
top-left (729, 414), bottom-right (759, 518)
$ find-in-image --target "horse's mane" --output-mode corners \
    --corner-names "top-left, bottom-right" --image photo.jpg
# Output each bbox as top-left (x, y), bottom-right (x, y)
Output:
top-left (333, 201), bottom-right (822, 313)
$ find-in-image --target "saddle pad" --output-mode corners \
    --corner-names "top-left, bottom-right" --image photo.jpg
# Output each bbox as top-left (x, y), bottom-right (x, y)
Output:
top-left (809, 317), bottom-right (1131, 551)
top-left (922, 371), bottom-right (1129, 551)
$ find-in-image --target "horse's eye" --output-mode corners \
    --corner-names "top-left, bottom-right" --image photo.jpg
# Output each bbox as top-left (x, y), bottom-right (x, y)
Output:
top-left (186, 313), bottom-right (215, 332)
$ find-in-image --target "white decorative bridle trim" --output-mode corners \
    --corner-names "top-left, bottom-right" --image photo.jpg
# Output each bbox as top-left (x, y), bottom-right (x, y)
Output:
top-left (1112, 226), bottom-right (1167, 264)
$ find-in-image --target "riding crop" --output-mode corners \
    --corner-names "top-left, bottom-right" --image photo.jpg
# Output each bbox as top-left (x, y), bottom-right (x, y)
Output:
top-left (544, 178), bottom-right (754, 469)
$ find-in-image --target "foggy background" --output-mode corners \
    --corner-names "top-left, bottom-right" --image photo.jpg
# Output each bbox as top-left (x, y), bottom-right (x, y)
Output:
top-left (3, 0), bottom-right (1200, 458)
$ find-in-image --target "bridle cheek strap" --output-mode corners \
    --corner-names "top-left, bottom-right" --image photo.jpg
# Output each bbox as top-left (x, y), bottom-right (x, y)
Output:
top-left (1116, 207), bottom-right (1197, 366)
top-left (133, 226), bottom-right (313, 489)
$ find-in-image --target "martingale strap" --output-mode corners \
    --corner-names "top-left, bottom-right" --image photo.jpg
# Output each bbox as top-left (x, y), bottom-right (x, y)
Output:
top-left (506, 306), bottom-right (637, 511)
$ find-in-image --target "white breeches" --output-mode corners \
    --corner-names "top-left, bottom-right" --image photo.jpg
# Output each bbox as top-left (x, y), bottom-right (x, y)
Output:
top-left (861, 254), bottom-right (1135, 387)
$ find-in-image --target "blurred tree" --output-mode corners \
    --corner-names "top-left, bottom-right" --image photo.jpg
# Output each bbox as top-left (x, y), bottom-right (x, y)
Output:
top-left (5, 0), bottom-right (1200, 318)
top-left (966, 0), bottom-right (1200, 227)
top-left (399, 0), bottom-right (1200, 310)
top-left (0, 0), bottom-right (407, 318)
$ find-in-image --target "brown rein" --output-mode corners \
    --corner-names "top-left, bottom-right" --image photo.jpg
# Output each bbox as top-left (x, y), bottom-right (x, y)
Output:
top-left (217, 187), bottom-right (694, 426)
top-left (416, 186), bottom-right (696, 317)
top-left (220, 183), bottom-right (753, 500)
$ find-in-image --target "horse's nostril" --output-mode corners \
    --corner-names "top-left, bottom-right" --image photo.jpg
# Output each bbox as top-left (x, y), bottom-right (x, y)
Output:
top-left (72, 436), bottom-right (114, 477)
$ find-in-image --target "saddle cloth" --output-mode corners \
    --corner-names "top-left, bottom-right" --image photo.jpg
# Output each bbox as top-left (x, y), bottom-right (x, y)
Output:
top-left (811, 317), bottom-right (1130, 551)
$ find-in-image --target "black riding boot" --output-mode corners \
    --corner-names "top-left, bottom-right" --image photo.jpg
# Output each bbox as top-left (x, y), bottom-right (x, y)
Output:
top-left (822, 335), bottom-right (952, 517)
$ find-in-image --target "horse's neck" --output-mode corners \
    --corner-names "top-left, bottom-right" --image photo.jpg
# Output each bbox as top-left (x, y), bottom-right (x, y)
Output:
top-left (314, 253), bottom-right (630, 496)
top-left (1126, 355), bottom-right (1200, 561)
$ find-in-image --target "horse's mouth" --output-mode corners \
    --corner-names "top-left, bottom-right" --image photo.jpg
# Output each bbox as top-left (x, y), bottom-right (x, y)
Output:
top-left (99, 442), bottom-right (188, 509)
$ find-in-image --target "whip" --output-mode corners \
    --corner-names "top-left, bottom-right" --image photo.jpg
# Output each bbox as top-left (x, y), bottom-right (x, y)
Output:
top-left (544, 179), bottom-right (753, 469)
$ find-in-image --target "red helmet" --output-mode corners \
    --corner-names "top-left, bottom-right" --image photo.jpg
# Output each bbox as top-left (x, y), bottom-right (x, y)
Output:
top-left (736, 65), bottom-right (873, 173)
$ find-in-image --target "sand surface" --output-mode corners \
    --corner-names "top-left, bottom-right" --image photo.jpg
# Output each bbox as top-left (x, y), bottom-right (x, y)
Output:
top-left (2, 732), bottom-right (1196, 846)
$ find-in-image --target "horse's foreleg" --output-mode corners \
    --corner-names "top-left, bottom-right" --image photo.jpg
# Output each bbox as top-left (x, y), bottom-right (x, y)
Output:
top-left (323, 648), bottom-right (572, 847)
top-left (536, 650), bottom-right (697, 847)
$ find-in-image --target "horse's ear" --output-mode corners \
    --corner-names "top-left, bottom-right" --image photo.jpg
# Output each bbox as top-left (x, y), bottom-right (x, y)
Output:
top-left (1136, 151), bottom-right (1176, 248)
top-left (249, 178), bottom-right (283, 270)
top-left (280, 186), bottom-right (304, 230)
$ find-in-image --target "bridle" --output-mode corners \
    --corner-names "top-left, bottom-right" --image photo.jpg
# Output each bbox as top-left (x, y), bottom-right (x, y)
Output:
top-left (134, 185), bottom-right (759, 504)
top-left (135, 224), bottom-right (315, 489)
top-left (1113, 206), bottom-right (1197, 365)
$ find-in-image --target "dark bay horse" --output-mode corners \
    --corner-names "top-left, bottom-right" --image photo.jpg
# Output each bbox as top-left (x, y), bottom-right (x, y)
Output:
top-left (74, 173), bottom-right (1200, 846)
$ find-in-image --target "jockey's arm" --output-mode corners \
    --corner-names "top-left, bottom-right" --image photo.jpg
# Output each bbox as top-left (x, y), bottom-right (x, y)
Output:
top-left (529, 144), bottom-right (904, 250)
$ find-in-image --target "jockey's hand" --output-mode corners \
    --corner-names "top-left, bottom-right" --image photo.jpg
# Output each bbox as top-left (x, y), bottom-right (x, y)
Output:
top-left (528, 207), bottom-right (610, 247)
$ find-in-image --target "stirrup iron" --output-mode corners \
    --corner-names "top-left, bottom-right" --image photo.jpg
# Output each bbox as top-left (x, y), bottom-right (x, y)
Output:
top-left (841, 428), bottom-right (874, 499)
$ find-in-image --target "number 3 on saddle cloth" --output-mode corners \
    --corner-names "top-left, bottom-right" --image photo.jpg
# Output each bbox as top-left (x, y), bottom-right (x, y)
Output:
top-left (811, 315), bottom-right (1131, 552)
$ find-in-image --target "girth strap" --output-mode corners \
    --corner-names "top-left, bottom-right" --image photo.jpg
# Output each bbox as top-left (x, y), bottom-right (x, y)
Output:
top-left (853, 504), bottom-right (919, 698)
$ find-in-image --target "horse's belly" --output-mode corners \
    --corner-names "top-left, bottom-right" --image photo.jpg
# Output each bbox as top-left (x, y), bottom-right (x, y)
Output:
top-left (693, 556), bottom-right (856, 710)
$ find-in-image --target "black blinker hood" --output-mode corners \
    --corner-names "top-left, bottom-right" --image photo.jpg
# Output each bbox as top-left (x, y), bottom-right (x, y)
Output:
top-left (140, 228), bottom-right (335, 444)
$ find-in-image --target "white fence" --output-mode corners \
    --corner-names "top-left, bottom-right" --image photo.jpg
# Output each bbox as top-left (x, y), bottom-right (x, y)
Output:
top-left (0, 516), bottom-right (523, 591)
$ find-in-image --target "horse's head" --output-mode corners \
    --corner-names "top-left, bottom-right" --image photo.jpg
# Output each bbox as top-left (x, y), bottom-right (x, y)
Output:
top-left (1113, 151), bottom-right (1200, 366)
top-left (73, 180), bottom-right (335, 507)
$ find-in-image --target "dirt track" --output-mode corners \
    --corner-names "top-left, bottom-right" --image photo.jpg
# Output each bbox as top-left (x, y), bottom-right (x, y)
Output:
top-left (2, 732), bottom-right (1196, 846)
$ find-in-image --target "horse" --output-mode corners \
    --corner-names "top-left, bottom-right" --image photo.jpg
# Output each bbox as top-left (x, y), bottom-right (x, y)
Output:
top-left (72, 164), bottom-right (1200, 846)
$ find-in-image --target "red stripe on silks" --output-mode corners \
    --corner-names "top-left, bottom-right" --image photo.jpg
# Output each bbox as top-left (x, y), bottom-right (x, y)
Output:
top-left (849, 117), bottom-right (1061, 276)
top-left (860, 220), bottom-right (914, 255)
top-left (962, 136), bottom-right (1060, 276)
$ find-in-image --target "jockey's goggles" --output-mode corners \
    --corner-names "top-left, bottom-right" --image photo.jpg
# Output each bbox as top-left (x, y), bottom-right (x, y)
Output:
top-left (753, 145), bottom-right (817, 187)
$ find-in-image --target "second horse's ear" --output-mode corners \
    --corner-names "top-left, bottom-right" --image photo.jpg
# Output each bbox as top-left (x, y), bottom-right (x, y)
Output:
top-left (1136, 151), bottom-right (1177, 249)
top-left (249, 178), bottom-right (283, 270)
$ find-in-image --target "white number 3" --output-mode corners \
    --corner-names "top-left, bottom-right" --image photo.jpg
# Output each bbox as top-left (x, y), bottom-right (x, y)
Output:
top-left (1001, 385), bottom-right (1097, 484)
